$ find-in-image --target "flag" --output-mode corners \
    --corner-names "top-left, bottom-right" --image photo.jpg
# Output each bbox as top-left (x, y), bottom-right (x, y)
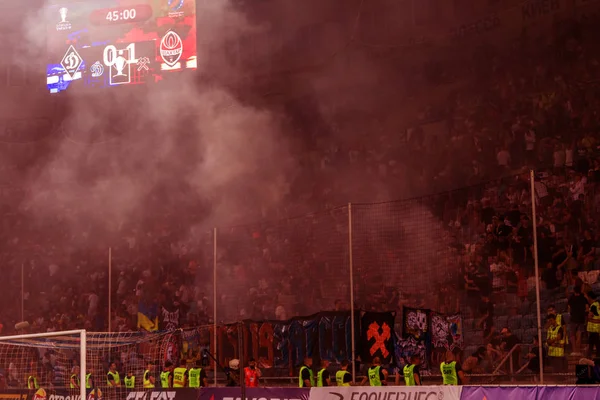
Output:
top-left (160, 304), bottom-right (181, 331)
top-left (402, 307), bottom-right (431, 369)
top-left (137, 301), bottom-right (159, 331)
top-left (360, 311), bottom-right (396, 364)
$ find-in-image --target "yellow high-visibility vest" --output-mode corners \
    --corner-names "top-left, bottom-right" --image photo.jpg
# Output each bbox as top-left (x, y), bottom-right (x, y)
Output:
top-left (588, 302), bottom-right (600, 333)
top-left (547, 325), bottom-right (564, 357)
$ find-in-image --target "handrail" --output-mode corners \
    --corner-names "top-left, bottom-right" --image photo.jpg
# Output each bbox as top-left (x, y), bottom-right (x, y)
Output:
top-left (492, 343), bottom-right (520, 375)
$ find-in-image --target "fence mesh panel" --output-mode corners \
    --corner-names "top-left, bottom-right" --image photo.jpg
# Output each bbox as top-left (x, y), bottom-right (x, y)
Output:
top-left (216, 206), bottom-right (350, 323)
top-left (352, 199), bottom-right (458, 314)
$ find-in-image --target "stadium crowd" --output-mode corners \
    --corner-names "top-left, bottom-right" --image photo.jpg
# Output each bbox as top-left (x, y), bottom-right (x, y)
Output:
top-left (1, 7), bottom-right (600, 384)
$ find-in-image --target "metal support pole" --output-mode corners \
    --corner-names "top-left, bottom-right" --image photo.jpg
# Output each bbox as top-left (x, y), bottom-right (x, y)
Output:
top-left (213, 227), bottom-right (218, 386)
top-left (238, 322), bottom-right (245, 396)
top-left (21, 263), bottom-right (24, 322)
top-left (108, 247), bottom-right (112, 333)
top-left (80, 330), bottom-right (87, 400)
top-left (348, 203), bottom-right (356, 383)
top-left (530, 170), bottom-right (544, 383)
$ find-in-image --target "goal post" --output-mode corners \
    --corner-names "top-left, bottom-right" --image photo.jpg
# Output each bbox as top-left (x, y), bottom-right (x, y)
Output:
top-left (0, 329), bottom-right (179, 399)
top-left (0, 329), bottom-right (86, 400)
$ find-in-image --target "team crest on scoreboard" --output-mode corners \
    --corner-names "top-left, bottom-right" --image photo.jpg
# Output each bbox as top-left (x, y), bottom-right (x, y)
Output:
top-left (56, 7), bottom-right (72, 31)
top-left (168, 0), bottom-right (185, 18)
top-left (90, 61), bottom-right (104, 77)
top-left (160, 31), bottom-right (183, 68)
top-left (61, 45), bottom-right (82, 79)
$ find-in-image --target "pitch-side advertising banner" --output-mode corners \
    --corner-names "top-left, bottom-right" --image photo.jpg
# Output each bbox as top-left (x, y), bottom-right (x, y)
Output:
top-left (199, 388), bottom-right (310, 400)
top-left (310, 386), bottom-right (461, 400)
top-left (7, 388), bottom-right (199, 400)
top-left (0, 390), bottom-right (28, 400)
top-left (459, 386), bottom-right (533, 400)
top-left (460, 386), bottom-right (600, 399)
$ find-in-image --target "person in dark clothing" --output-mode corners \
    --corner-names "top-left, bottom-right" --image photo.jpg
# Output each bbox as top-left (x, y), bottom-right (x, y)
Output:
top-left (569, 285), bottom-right (591, 355)
top-left (500, 328), bottom-right (520, 369)
top-left (517, 336), bottom-right (546, 375)
top-left (225, 359), bottom-right (240, 387)
top-left (479, 295), bottom-right (495, 342)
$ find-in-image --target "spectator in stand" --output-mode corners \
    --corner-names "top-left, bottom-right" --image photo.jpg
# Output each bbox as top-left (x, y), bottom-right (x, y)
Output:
top-left (496, 147), bottom-right (511, 171)
top-left (461, 347), bottom-right (485, 374)
top-left (500, 328), bottom-right (520, 371)
top-left (517, 336), bottom-right (546, 379)
top-left (568, 285), bottom-right (590, 356)
top-left (478, 295), bottom-right (495, 343)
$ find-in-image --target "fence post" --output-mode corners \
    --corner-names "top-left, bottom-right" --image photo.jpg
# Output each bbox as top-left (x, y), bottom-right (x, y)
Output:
top-left (213, 227), bottom-right (218, 386)
top-left (530, 170), bottom-right (544, 383)
top-left (348, 203), bottom-right (356, 383)
top-left (108, 247), bottom-right (112, 333)
top-left (21, 262), bottom-right (24, 322)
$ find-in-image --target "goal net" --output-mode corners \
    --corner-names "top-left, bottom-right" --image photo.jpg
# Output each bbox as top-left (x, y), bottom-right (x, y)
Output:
top-left (0, 329), bottom-right (180, 398)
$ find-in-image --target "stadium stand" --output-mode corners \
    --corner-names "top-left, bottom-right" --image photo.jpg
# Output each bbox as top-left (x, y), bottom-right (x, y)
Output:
top-left (2, 3), bottom-right (600, 386)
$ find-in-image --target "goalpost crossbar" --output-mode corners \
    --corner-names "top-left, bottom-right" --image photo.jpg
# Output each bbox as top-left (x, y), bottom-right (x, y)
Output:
top-left (0, 330), bottom-right (86, 400)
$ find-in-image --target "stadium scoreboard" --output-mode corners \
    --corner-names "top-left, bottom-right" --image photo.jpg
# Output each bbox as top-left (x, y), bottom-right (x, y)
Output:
top-left (45, 0), bottom-right (197, 94)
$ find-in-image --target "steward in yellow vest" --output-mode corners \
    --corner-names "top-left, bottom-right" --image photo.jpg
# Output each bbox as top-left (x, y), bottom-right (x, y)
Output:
top-left (360, 357), bottom-right (388, 386)
top-left (588, 298), bottom-right (600, 358)
top-left (547, 314), bottom-right (566, 372)
top-left (402, 355), bottom-right (422, 386)
top-left (143, 361), bottom-right (156, 389)
top-left (335, 360), bottom-right (352, 386)
top-left (188, 360), bottom-right (206, 388)
top-left (160, 362), bottom-right (174, 389)
top-left (27, 375), bottom-right (39, 389)
top-left (440, 351), bottom-right (465, 385)
top-left (298, 357), bottom-right (314, 388)
top-left (70, 366), bottom-right (80, 389)
top-left (85, 371), bottom-right (93, 389)
top-left (173, 360), bottom-right (188, 388)
top-left (548, 305), bottom-right (568, 345)
top-left (124, 371), bottom-right (135, 389)
top-left (106, 363), bottom-right (121, 388)
top-left (316, 360), bottom-right (331, 387)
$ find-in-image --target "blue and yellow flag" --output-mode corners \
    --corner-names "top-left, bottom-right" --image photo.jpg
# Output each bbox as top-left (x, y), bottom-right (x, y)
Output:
top-left (137, 301), bottom-right (159, 331)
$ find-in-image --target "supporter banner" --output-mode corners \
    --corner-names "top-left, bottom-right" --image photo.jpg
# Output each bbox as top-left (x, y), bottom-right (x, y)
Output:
top-left (310, 386), bottom-right (461, 400)
top-left (212, 312), bottom-right (355, 371)
top-left (160, 305), bottom-right (181, 332)
top-left (399, 308), bottom-right (430, 369)
top-left (200, 388), bottom-right (309, 400)
top-left (360, 312), bottom-right (396, 364)
top-left (430, 312), bottom-right (462, 351)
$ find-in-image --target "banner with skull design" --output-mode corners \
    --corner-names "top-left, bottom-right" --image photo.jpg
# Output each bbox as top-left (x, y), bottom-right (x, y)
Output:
top-left (399, 307), bottom-right (431, 369)
top-left (430, 312), bottom-right (463, 351)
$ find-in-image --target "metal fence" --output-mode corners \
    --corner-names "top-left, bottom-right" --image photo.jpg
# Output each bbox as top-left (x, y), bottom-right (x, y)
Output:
top-left (11, 156), bottom-right (600, 384)
top-left (199, 165), bottom-right (594, 384)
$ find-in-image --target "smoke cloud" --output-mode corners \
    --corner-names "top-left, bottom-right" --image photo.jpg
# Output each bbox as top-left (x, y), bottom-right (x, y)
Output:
top-left (16, 0), bottom-right (297, 242)
top-left (4, 0), bottom-right (456, 321)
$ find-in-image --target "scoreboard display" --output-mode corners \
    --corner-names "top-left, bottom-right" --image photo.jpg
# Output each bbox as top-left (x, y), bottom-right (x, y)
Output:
top-left (46, 0), bottom-right (197, 94)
